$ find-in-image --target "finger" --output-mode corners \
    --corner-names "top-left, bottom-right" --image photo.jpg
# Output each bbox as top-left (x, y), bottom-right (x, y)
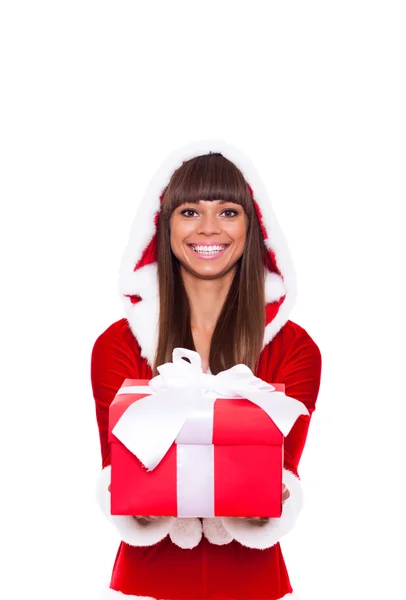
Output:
top-left (235, 516), bottom-right (262, 519)
top-left (134, 516), bottom-right (153, 525)
top-left (282, 488), bottom-right (291, 504)
top-left (248, 517), bottom-right (268, 526)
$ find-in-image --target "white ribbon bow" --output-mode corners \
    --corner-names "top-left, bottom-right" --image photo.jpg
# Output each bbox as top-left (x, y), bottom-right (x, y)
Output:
top-left (112, 348), bottom-right (309, 471)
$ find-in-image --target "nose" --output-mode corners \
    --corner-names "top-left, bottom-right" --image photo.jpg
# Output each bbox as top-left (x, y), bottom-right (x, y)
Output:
top-left (195, 212), bottom-right (222, 235)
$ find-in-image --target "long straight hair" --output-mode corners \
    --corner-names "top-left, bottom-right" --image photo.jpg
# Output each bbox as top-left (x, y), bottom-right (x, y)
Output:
top-left (152, 152), bottom-right (266, 376)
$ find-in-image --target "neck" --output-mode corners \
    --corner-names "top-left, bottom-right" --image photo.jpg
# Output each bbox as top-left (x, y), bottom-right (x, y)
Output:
top-left (180, 266), bottom-right (236, 334)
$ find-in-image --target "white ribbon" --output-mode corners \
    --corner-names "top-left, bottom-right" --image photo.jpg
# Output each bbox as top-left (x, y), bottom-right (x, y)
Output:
top-left (112, 348), bottom-right (309, 471)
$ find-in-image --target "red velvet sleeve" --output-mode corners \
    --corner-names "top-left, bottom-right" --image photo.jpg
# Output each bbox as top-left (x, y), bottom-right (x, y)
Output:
top-left (91, 323), bottom-right (138, 469)
top-left (279, 333), bottom-right (322, 477)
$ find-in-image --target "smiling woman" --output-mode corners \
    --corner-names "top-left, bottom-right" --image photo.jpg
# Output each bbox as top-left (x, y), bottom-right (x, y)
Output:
top-left (92, 139), bottom-right (322, 600)
top-left (156, 152), bottom-right (267, 377)
top-left (168, 197), bottom-right (250, 373)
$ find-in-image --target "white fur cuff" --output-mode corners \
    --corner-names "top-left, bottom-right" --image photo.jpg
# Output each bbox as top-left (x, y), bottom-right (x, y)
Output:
top-left (169, 517), bottom-right (203, 549)
top-left (95, 466), bottom-right (174, 547)
top-left (202, 517), bottom-right (233, 545)
top-left (220, 468), bottom-right (304, 550)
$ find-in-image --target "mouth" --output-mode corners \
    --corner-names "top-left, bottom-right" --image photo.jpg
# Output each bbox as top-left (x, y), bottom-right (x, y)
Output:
top-left (187, 243), bottom-right (230, 259)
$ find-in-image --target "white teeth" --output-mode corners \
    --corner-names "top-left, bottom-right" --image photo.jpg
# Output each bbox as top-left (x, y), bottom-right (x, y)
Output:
top-left (190, 245), bottom-right (227, 254)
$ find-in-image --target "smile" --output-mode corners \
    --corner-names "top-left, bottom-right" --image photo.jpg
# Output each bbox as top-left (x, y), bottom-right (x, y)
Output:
top-left (187, 244), bottom-right (230, 259)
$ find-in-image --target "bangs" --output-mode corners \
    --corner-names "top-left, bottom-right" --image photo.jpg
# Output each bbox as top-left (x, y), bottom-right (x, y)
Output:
top-left (160, 153), bottom-right (254, 218)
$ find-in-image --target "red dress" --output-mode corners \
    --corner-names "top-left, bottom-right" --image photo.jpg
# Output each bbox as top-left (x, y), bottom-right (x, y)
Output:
top-left (91, 139), bottom-right (322, 599)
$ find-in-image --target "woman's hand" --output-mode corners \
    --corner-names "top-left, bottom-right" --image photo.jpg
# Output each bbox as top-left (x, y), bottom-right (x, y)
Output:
top-left (133, 516), bottom-right (161, 525)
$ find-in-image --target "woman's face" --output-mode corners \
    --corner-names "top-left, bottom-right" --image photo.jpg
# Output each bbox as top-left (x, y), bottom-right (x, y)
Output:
top-left (169, 199), bottom-right (249, 280)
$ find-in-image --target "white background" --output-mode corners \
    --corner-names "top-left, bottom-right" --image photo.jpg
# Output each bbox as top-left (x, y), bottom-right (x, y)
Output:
top-left (1, 1), bottom-right (405, 599)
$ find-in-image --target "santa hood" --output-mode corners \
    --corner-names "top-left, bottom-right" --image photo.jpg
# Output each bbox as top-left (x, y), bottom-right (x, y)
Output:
top-left (118, 138), bottom-right (297, 368)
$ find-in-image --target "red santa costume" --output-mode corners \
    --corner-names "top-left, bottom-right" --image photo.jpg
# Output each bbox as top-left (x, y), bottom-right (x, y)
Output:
top-left (91, 139), bottom-right (322, 599)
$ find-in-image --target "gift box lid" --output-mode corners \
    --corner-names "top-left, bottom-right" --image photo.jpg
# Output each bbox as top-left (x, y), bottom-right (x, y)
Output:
top-left (109, 379), bottom-right (285, 446)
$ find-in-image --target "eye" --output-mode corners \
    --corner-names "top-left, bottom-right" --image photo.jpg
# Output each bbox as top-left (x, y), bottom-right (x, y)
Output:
top-left (180, 208), bottom-right (198, 217)
top-left (179, 207), bottom-right (240, 217)
top-left (222, 209), bottom-right (239, 217)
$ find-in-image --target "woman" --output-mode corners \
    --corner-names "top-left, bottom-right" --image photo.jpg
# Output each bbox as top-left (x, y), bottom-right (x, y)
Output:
top-left (92, 139), bottom-right (322, 599)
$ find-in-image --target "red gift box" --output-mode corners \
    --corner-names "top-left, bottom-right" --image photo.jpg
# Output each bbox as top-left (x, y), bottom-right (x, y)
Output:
top-left (108, 379), bottom-right (286, 518)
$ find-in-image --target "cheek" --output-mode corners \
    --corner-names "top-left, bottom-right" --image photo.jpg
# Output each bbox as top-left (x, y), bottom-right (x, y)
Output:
top-left (170, 220), bottom-right (192, 249)
top-left (240, 221), bottom-right (248, 237)
top-left (228, 219), bottom-right (248, 243)
top-left (240, 217), bottom-right (249, 242)
top-left (169, 218), bottom-right (180, 243)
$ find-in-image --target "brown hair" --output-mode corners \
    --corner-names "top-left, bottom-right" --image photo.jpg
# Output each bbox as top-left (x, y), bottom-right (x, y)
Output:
top-left (152, 152), bottom-right (266, 376)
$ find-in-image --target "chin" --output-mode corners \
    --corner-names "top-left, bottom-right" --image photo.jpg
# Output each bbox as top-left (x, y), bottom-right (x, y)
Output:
top-left (181, 261), bottom-right (238, 281)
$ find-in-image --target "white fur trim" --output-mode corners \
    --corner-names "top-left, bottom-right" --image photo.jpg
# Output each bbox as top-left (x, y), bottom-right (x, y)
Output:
top-left (202, 517), bottom-right (233, 545)
top-left (100, 585), bottom-right (300, 600)
top-left (264, 270), bottom-right (286, 304)
top-left (220, 469), bottom-right (303, 550)
top-left (120, 263), bottom-right (159, 366)
top-left (118, 138), bottom-right (297, 366)
top-left (95, 466), bottom-right (174, 547)
top-left (100, 584), bottom-right (299, 598)
top-left (168, 517), bottom-right (203, 549)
